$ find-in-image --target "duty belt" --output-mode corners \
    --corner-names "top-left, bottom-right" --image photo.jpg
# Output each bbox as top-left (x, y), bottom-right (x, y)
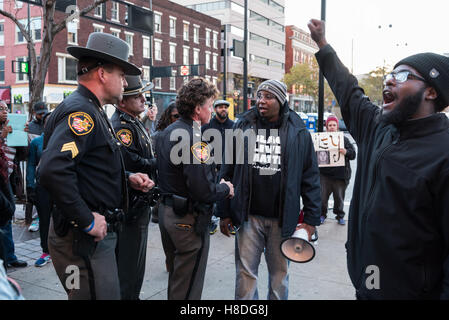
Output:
top-left (100, 208), bottom-right (124, 232)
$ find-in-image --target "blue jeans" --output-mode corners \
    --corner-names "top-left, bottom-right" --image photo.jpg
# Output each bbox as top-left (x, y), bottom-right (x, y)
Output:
top-left (0, 221), bottom-right (18, 264)
top-left (235, 215), bottom-right (289, 300)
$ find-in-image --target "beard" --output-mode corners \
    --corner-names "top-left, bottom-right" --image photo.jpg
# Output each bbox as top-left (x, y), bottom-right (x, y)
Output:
top-left (216, 111), bottom-right (228, 120)
top-left (380, 87), bottom-right (425, 125)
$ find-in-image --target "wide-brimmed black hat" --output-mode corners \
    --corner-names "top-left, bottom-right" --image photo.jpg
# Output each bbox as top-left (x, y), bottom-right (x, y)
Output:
top-left (123, 75), bottom-right (154, 96)
top-left (67, 32), bottom-right (141, 76)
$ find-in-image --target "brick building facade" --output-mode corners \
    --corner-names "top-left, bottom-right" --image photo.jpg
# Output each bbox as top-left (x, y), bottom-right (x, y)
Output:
top-left (0, 0), bottom-right (221, 113)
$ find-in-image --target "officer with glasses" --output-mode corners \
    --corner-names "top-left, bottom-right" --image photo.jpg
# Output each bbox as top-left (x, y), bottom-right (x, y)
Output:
top-left (309, 19), bottom-right (449, 300)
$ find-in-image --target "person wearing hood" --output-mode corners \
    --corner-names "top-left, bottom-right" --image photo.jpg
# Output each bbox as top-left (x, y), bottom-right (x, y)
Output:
top-left (217, 79), bottom-right (321, 300)
top-left (309, 19), bottom-right (449, 299)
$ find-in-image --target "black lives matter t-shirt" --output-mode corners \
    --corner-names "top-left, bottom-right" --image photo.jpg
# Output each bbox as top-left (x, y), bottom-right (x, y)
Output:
top-left (250, 118), bottom-right (282, 218)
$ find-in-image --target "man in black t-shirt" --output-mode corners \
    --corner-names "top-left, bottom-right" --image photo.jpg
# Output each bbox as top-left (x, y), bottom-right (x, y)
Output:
top-left (217, 80), bottom-right (321, 300)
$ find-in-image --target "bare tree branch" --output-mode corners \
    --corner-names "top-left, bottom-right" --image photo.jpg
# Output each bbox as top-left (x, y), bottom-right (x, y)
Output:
top-left (53, 0), bottom-right (109, 34)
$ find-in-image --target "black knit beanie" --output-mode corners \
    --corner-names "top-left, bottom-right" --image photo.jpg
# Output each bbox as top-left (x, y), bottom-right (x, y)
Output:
top-left (395, 53), bottom-right (449, 111)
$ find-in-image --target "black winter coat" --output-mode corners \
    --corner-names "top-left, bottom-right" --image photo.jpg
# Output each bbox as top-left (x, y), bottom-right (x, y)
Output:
top-left (317, 44), bottom-right (449, 299)
top-left (217, 103), bottom-right (321, 238)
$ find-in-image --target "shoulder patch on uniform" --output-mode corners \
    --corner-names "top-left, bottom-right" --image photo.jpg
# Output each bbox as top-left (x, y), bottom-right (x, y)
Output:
top-left (68, 112), bottom-right (94, 136)
top-left (61, 142), bottom-right (79, 159)
top-left (116, 129), bottom-right (133, 147)
top-left (191, 142), bottom-right (211, 163)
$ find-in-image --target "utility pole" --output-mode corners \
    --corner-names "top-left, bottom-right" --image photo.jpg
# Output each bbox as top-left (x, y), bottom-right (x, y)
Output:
top-left (317, 0), bottom-right (326, 132)
top-left (243, 0), bottom-right (248, 111)
top-left (222, 24), bottom-right (227, 100)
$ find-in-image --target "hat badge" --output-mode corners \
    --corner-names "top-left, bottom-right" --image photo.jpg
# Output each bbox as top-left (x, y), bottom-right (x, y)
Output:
top-left (429, 68), bottom-right (440, 78)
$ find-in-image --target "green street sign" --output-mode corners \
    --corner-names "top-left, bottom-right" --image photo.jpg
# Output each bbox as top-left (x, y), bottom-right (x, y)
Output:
top-left (20, 61), bottom-right (29, 74)
top-left (12, 61), bottom-right (29, 74)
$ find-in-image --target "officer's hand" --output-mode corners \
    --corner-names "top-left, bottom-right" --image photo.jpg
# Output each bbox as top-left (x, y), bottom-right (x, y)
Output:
top-left (295, 223), bottom-right (316, 242)
top-left (129, 172), bottom-right (155, 193)
top-left (220, 217), bottom-right (234, 237)
top-left (220, 179), bottom-right (234, 198)
top-left (87, 212), bottom-right (107, 242)
top-left (307, 19), bottom-right (328, 49)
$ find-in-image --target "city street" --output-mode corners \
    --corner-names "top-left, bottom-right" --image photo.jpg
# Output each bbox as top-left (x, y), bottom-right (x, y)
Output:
top-left (7, 145), bottom-right (358, 301)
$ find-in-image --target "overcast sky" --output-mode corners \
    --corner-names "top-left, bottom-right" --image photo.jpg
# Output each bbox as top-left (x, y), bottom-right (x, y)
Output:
top-left (284, 0), bottom-right (449, 75)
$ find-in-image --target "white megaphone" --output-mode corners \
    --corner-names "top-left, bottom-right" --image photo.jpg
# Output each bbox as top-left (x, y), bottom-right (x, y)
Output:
top-left (280, 226), bottom-right (318, 263)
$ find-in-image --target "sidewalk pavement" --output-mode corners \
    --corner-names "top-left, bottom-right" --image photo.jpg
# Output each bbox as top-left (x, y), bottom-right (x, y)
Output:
top-left (7, 204), bottom-right (355, 300)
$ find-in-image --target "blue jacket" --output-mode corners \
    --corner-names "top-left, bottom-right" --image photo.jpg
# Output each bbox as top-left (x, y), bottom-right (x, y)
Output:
top-left (26, 134), bottom-right (43, 189)
top-left (216, 103), bottom-right (321, 238)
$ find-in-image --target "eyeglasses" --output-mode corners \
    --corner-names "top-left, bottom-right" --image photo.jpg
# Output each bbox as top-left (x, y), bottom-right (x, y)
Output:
top-left (0, 106), bottom-right (8, 111)
top-left (256, 92), bottom-right (276, 100)
top-left (383, 70), bottom-right (427, 85)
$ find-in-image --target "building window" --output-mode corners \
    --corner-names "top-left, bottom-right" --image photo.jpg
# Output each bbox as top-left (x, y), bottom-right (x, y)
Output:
top-left (94, 4), bottom-right (103, 17)
top-left (213, 32), bottom-right (218, 49)
top-left (16, 57), bottom-right (28, 82)
top-left (183, 47), bottom-right (189, 65)
top-left (193, 25), bottom-right (200, 43)
top-left (0, 58), bottom-right (4, 82)
top-left (169, 43), bottom-right (176, 63)
top-left (15, 1), bottom-right (23, 9)
top-left (154, 39), bottom-right (162, 61)
top-left (154, 13), bottom-right (162, 33)
top-left (16, 18), bottom-right (42, 43)
top-left (205, 29), bottom-right (211, 47)
top-left (193, 49), bottom-right (200, 65)
top-left (142, 66), bottom-right (150, 82)
top-left (183, 22), bottom-right (189, 41)
top-left (67, 29), bottom-right (77, 45)
top-left (125, 32), bottom-right (134, 55)
top-left (205, 52), bottom-right (210, 70)
top-left (212, 77), bottom-right (218, 86)
top-left (0, 23), bottom-right (4, 46)
top-left (170, 77), bottom-right (176, 90)
top-left (169, 17), bottom-right (177, 38)
top-left (93, 23), bottom-right (105, 33)
top-left (154, 78), bottom-right (162, 89)
top-left (110, 28), bottom-right (121, 38)
top-left (111, 2), bottom-right (119, 22)
top-left (212, 54), bottom-right (218, 71)
top-left (183, 76), bottom-right (189, 84)
top-left (143, 36), bottom-right (150, 58)
top-left (57, 54), bottom-right (77, 83)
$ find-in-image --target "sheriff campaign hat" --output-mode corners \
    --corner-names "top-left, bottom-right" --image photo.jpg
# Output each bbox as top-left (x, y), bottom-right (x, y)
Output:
top-left (67, 32), bottom-right (141, 76)
top-left (123, 75), bottom-right (154, 96)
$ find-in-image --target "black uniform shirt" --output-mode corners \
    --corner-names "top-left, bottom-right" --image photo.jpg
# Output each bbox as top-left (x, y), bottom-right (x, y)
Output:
top-left (40, 85), bottom-right (125, 229)
top-left (155, 116), bottom-right (230, 204)
top-left (111, 109), bottom-right (156, 180)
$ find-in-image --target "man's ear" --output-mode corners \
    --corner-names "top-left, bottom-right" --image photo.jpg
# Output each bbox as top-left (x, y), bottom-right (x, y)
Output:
top-left (96, 67), bottom-right (107, 84)
top-left (425, 86), bottom-right (438, 102)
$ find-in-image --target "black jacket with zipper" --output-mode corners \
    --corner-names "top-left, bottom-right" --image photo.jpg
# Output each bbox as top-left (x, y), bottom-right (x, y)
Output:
top-left (216, 102), bottom-right (321, 238)
top-left (316, 44), bottom-right (449, 299)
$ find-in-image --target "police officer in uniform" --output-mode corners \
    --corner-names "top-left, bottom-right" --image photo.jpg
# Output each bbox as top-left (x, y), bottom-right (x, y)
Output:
top-left (155, 78), bottom-right (234, 300)
top-left (39, 33), bottom-right (154, 300)
top-left (111, 75), bottom-right (157, 300)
